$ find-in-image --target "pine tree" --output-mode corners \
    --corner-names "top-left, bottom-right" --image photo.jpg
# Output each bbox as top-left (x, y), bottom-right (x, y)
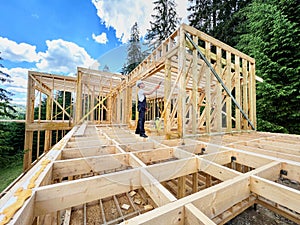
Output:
top-left (145, 0), bottom-right (180, 49)
top-left (0, 52), bottom-right (15, 118)
top-left (188, 0), bottom-right (216, 33)
top-left (237, 0), bottom-right (300, 134)
top-left (188, 0), bottom-right (251, 46)
top-left (123, 22), bottom-right (144, 75)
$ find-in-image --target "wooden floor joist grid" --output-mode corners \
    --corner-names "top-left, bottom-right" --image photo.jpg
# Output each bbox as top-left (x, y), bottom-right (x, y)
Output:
top-left (1, 124), bottom-right (299, 225)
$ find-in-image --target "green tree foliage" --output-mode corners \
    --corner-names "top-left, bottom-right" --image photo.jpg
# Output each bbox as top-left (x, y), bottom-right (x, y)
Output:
top-left (145, 0), bottom-right (180, 49)
top-left (237, 0), bottom-right (300, 134)
top-left (188, 0), bottom-right (251, 46)
top-left (0, 52), bottom-right (16, 117)
top-left (0, 53), bottom-right (23, 169)
top-left (122, 22), bottom-right (144, 75)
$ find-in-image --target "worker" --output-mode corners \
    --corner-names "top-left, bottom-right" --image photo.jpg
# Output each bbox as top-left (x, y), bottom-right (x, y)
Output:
top-left (135, 80), bottom-right (161, 138)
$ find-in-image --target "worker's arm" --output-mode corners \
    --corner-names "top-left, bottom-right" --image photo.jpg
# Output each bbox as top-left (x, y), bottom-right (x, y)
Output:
top-left (144, 82), bottom-right (161, 95)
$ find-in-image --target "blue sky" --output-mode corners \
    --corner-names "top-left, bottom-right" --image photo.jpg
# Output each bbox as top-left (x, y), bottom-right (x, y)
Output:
top-left (0, 0), bottom-right (188, 105)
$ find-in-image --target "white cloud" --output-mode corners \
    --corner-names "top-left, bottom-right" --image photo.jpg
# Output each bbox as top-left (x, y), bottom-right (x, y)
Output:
top-left (0, 37), bottom-right (40, 62)
top-left (7, 87), bottom-right (27, 93)
top-left (36, 39), bottom-right (100, 73)
top-left (92, 0), bottom-right (189, 43)
top-left (1, 67), bottom-right (29, 105)
top-left (92, 32), bottom-right (108, 44)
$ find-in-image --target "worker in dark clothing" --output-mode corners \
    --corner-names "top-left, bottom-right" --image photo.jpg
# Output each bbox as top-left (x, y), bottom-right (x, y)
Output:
top-left (135, 80), bottom-right (161, 138)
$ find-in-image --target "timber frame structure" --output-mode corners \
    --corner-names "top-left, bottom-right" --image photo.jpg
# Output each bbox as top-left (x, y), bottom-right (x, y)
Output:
top-left (0, 24), bottom-right (299, 225)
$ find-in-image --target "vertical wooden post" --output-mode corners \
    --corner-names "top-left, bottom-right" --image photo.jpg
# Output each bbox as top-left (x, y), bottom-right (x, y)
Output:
top-left (23, 72), bottom-right (35, 171)
top-left (205, 65), bottom-right (211, 134)
top-left (215, 47), bottom-right (222, 132)
top-left (164, 59), bottom-right (171, 139)
top-left (192, 36), bottom-right (198, 135)
top-left (106, 95), bottom-right (112, 123)
top-left (44, 95), bottom-right (52, 152)
top-left (192, 172), bottom-right (198, 193)
top-left (249, 62), bottom-right (256, 129)
top-left (126, 85), bottom-right (132, 124)
top-left (235, 55), bottom-right (241, 131)
top-left (91, 85), bottom-right (95, 122)
top-left (116, 91), bottom-right (121, 123)
top-left (205, 174), bottom-right (212, 188)
top-left (178, 27), bottom-right (186, 138)
top-left (177, 176), bottom-right (186, 199)
top-left (242, 59), bottom-right (248, 130)
top-left (226, 51), bottom-right (232, 132)
top-left (75, 70), bottom-right (83, 124)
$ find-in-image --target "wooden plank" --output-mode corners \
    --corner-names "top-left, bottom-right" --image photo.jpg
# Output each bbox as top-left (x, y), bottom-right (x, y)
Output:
top-left (185, 203), bottom-right (216, 225)
top-left (63, 208), bottom-right (71, 225)
top-left (164, 58), bottom-right (172, 138)
top-left (232, 151), bottom-right (274, 169)
top-left (231, 144), bottom-right (300, 163)
top-left (62, 145), bottom-right (118, 159)
top-left (192, 36), bottom-right (199, 135)
top-left (26, 122), bottom-right (72, 131)
top-left (119, 205), bottom-right (185, 225)
top-left (234, 55), bottom-right (241, 131)
top-left (226, 52), bottom-right (232, 132)
top-left (135, 148), bottom-right (174, 164)
top-left (198, 158), bottom-right (240, 181)
top-left (146, 158), bottom-right (198, 182)
top-left (192, 175), bottom-right (250, 218)
top-left (242, 59), bottom-right (248, 130)
top-left (250, 175), bottom-right (300, 213)
top-left (281, 162), bottom-right (300, 182)
top-left (249, 62), bottom-right (256, 128)
top-left (178, 26), bottom-right (186, 138)
top-left (178, 176), bottom-right (186, 198)
top-left (215, 47), bottom-right (222, 132)
top-left (141, 169), bottom-right (176, 207)
top-left (244, 141), bottom-right (300, 156)
top-left (74, 70), bottom-right (82, 123)
top-left (74, 122), bottom-right (87, 137)
top-left (35, 169), bottom-right (141, 216)
top-left (201, 150), bottom-right (233, 166)
top-left (52, 154), bottom-right (130, 179)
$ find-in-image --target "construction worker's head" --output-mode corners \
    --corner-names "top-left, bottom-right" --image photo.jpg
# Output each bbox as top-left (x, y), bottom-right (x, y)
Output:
top-left (136, 80), bottom-right (144, 88)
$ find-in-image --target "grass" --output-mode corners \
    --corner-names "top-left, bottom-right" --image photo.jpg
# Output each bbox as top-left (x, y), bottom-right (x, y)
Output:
top-left (0, 162), bottom-right (23, 193)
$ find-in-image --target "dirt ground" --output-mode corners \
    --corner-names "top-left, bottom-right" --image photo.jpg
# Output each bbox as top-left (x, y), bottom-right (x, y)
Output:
top-left (228, 177), bottom-right (299, 225)
top-left (227, 204), bottom-right (298, 225)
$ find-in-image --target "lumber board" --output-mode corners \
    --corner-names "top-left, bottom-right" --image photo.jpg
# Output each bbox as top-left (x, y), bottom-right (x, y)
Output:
top-left (135, 148), bottom-right (175, 164)
top-left (62, 145), bottom-right (119, 159)
top-left (34, 169), bottom-right (141, 216)
top-left (185, 203), bottom-right (216, 225)
top-left (141, 169), bottom-right (176, 207)
top-left (52, 154), bottom-right (130, 179)
top-left (146, 158), bottom-right (198, 182)
top-left (250, 175), bottom-right (300, 213)
top-left (198, 158), bottom-right (240, 181)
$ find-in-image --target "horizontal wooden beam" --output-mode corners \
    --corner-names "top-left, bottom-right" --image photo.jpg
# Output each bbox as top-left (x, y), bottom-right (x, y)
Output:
top-left (52, 154), bottom-right (130, 179)
top-left (146, 158), bottom-right (198, 182)
top-left (62, 145), bottom-right (119, 159)
top-left (192, 175), bottom-right (250, 218)
top-left (141, 169), bottom-right (176, 207)
top-left (250, 175), bottom-right (300, 213)
top-left (198, 158), bottom-right (241, 181)
top-left (185, 203), bottom-right (216, 225)
top-left (26, 122), bottom-right (72, 131)
top-left (135, 148), bottom-right (175, 164)
top-left (232, 151), bottom-right (274, 168)
top-left (35, 169), bottom-right (141, 216)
